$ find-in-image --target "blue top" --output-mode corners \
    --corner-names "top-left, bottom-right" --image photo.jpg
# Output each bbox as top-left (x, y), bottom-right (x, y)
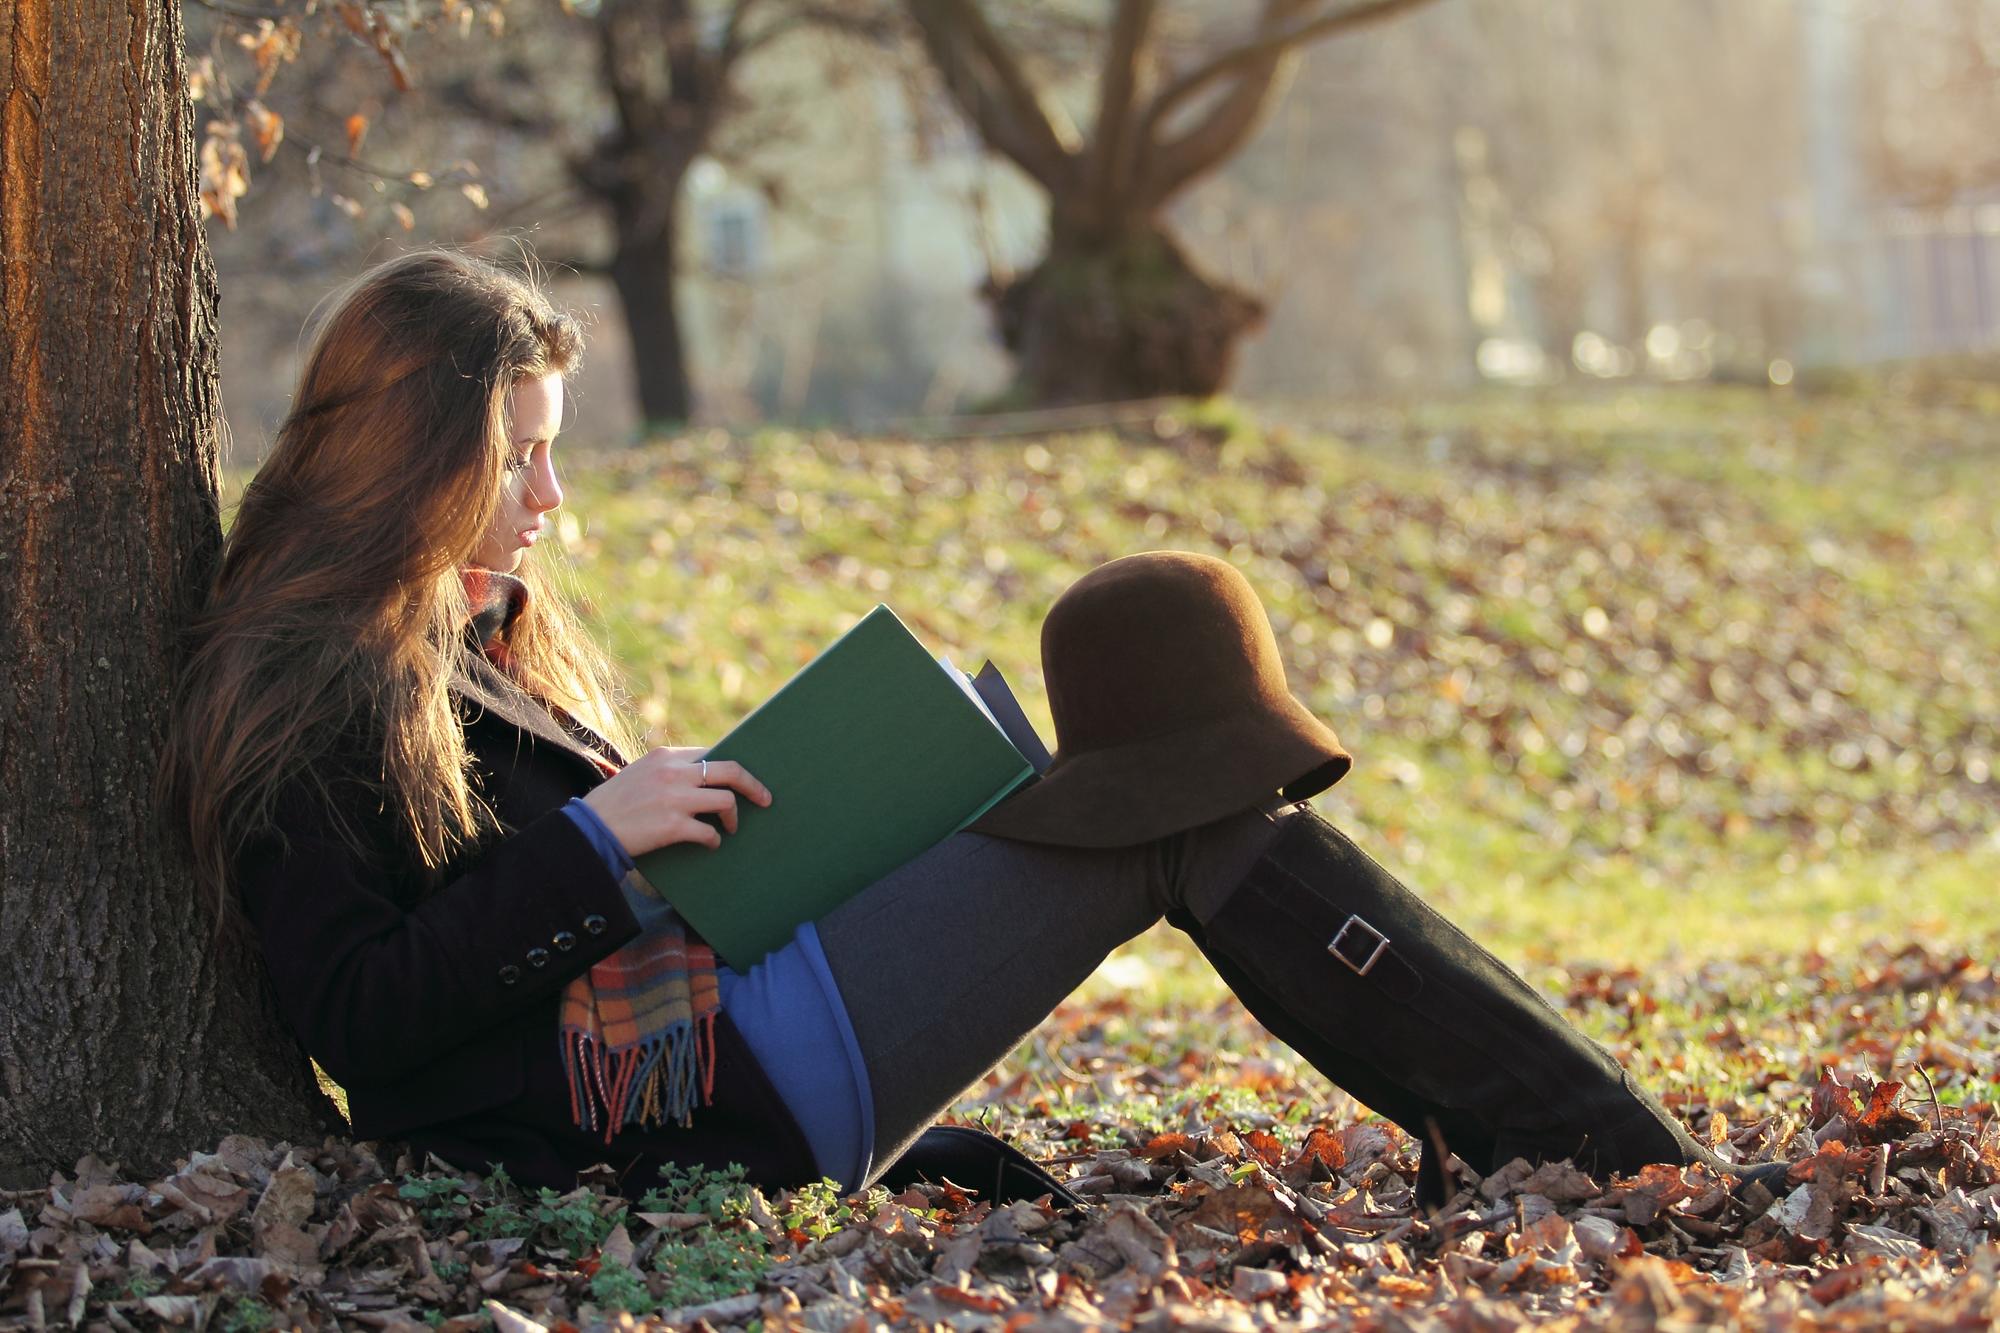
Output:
top-left (559, 798), bottom-right (876, 1190)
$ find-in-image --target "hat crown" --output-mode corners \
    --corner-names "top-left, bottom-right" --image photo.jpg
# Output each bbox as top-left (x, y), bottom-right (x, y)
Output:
top-left (1039, 552), bottom-right (1291, 751)
top-left (971, 549), bottom-right (1350, 849)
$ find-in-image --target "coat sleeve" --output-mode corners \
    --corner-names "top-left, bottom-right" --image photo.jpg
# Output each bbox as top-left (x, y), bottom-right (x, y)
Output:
top-left (236, 795), bottom-right (644, 1087)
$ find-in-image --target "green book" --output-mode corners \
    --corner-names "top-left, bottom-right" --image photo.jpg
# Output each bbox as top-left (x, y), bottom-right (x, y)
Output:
top-left (636, 605), bottom-right (1040, 970)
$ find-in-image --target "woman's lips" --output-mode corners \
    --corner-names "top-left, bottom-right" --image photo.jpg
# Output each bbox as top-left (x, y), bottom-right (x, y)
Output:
top-left (518, 527), bottom-right (542, 546)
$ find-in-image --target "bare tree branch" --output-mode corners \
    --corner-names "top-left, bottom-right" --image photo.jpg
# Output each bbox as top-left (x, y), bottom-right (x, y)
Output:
top-left (432, 76), bottom-right (565, 139)
top-left (595, 0), bottom-right (654, 143)
top-left (467, 183), bottom-right (595, 238)
top-left (946, 0), bottom-right (1082, 148)
top-left (736, 3), bottom-right (900, 60)
top-left (187, 0), bottom-right (295, 22)
top-left (1132, 0), bottom-right (1305, 207)
top-left (1088, 0), bottom-right (1157, 227)
top-left (277, 127), bottom-right (463, 192)
top-left (718, 0), bottom-right (768, 69)
top-left (1141, 0), bottom-right (1436, 146)
top-left (905, 0), bottom-right (1080, 190)
top-left (1138, 0), bottom-right (1435, 204)
top-left (1141, 59), bottom-right (1297, 206)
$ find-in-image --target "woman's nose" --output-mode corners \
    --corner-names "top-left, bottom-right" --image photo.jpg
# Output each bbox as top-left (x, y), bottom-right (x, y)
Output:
top-left (524, 457), bottom-right (563, 512)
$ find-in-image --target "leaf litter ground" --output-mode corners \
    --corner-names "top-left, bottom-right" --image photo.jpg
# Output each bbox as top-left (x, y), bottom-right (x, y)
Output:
top-left (27, 385), bottom-right (1993, 1329)
top-left (5, 940), bottom-right (1995, 1330)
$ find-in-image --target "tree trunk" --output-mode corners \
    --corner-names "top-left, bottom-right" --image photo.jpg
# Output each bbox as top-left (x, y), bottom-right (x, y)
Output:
top-left (987, 223), bottom-right (1266, 406)
top-left (0, 0), bottom-right (333, 1184)
top-left (608, 198), bottom-right (695, 427)
top-left (1538, 264), bottom-right (1590, 375)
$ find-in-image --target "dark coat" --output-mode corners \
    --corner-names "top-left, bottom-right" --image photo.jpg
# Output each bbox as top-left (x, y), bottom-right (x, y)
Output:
top-left (235, 648), bottom-right (818, 1196)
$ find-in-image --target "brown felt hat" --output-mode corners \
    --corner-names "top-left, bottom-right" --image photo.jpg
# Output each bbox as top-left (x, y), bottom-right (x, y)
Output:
top-left (969, 550), bottom-right (1351, 848)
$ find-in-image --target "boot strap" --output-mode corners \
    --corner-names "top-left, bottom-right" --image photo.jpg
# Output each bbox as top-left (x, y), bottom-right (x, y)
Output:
top-left (1327, 914), bottom-right (1391, 975)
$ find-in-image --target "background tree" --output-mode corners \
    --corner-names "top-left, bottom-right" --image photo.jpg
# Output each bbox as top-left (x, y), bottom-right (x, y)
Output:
top-left (447, 0), bottom-right (800, 425)
top-left (195, 0), bottom-right (881, 430)
top-left (903, 0), bottom-right (1438, 405)
top-left (508, 2), bottom-right (894, 427)
top-left (0, 0), bottom-right (331, 1181)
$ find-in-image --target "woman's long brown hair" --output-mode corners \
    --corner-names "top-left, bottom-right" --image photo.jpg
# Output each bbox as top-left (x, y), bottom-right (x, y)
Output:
top-left (163, 248), bottom-right (640, 921)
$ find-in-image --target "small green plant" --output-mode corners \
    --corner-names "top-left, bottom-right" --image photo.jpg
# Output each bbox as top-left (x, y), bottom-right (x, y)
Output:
top-left (467, 1199), bottom-right (532, 1241)
top-left (464, 1181), bottom-right (620, 1253)
top-left (217, 1296), bottom-right (277, 1333)
top-left (104, 1271), bottom-right (165, 1302)
top-left (530, 1187), bottom-right (624, 1255)
top-left (587, 1258), bottom-right (661, 1315)
top-left (626, 1160), bottom-right (774, 1309)
top-left (639, 1161), bottom-right (756, 1222)
top-left (650, 1229), bottom-right (772, 1309)
top-left (778, 1179), bottom-right (886, 1242)
top-left (462, 1166), bottom-right (526, 1239)
top-left (398, 1175), bottom-right (474, 1230)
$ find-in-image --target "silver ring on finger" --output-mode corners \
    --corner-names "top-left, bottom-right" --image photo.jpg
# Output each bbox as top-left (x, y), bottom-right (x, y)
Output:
top-left (698, 758), bottom-right (710, 784)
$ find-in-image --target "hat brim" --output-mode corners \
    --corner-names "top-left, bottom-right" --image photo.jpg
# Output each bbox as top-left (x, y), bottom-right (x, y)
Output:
top-left (967, 695), bottom-right (1351, 849)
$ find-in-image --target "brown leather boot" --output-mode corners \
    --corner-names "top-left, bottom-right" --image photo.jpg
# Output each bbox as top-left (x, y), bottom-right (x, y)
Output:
top-left (1171, 804), bottom-right (1725, 1204)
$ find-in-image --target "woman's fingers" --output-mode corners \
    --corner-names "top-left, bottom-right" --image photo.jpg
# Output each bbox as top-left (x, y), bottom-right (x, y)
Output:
top-left (678, 814), bottom-right (723, 850)
top-left (694, 758), bottom-right (772, 807)
top-left (681, 784), bottom-right (741, 834)
top-left (587, 748), bottom-right (768, 853)
top-left (639, 747), bottom-right (769, 807)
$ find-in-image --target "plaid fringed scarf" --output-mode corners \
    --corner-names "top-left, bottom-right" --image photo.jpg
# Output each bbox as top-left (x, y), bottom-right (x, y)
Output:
top-left (463, 568), bottom-right (720, 1140)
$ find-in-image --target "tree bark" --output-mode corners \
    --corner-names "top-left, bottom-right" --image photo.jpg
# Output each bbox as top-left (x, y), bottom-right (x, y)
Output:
top-left (579, 0), bottom-right (726, 429)
top-left (989, 222), bottom-right (1265, 405)
top-left (608, 193), bottom-right (696, 427)
top-left (0, 0), bottom-right (333, 1183)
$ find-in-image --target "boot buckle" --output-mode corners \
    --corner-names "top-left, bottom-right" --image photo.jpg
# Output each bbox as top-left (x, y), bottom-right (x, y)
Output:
top-left (1328, 915), bottom-right (1389, 976)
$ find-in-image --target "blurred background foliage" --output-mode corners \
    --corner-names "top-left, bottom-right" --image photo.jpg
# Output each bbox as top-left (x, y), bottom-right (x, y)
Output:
top-left (193, 0), bottom-right (2000, 440)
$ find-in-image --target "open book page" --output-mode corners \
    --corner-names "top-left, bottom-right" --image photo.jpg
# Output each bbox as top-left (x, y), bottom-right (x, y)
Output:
top-left (938, 654), bottom-right (1005, 732)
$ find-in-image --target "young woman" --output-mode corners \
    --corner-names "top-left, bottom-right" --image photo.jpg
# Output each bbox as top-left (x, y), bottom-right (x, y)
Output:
top-left (165, 249), bottom-right (1753, 1205)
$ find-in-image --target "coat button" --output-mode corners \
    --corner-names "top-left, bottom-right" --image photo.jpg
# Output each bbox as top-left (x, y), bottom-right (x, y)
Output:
top-left (553, 931), bottom-right (577, 952)
top-left (583, 914), bottom-right (609, 936)
top-left (526, 946), bottom-right (550, 969)
top-left (498, 964), bottom-right (522, 986)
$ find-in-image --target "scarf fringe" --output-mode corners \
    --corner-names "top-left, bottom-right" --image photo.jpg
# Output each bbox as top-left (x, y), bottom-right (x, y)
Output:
top-left (563, 1012), bottom-right (719, 1143)
top-left (466, 568), bottom-right (724, 1145)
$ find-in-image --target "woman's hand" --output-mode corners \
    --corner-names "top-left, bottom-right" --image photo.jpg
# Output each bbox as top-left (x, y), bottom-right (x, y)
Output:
top-left (583, 747), bottom-right (773, 856)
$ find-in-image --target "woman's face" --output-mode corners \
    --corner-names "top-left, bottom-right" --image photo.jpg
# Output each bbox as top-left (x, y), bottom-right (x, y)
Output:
top-left (472, 372), bottom-right (565, 573)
